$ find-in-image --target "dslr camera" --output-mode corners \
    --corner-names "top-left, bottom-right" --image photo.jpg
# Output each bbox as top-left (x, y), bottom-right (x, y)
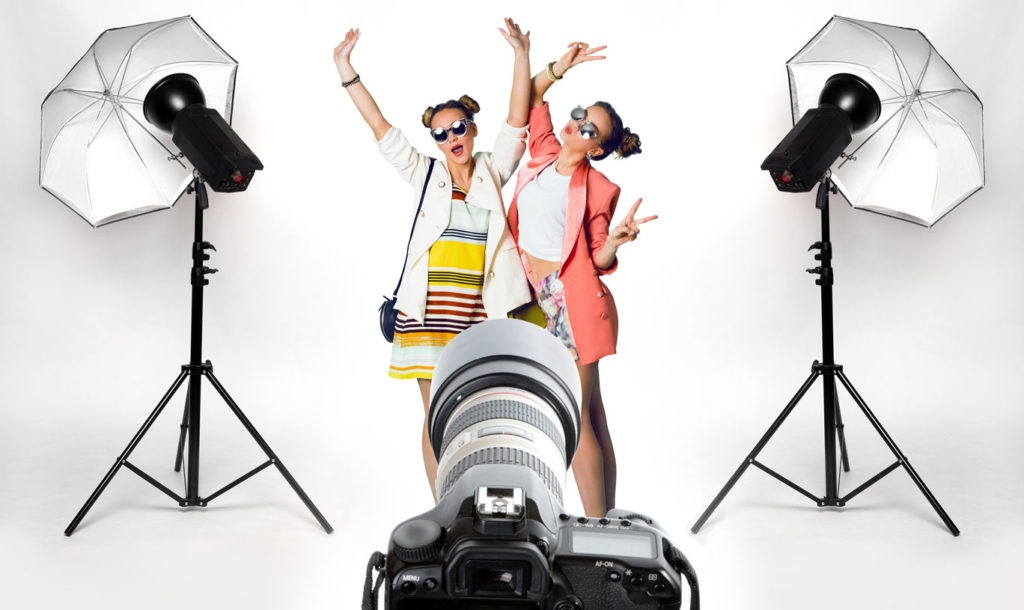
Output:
top-left (365, 320), bottom-right (698, 609)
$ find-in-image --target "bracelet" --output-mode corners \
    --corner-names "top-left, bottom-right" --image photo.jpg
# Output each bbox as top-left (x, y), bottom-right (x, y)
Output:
top-left (545, 61), bottom-right (563, 82)
top-left (341, 73), bottom-right (361, 88)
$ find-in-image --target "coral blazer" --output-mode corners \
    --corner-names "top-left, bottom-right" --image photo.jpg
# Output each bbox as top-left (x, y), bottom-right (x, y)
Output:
top-left (507, 103), bottom-right (621, 364)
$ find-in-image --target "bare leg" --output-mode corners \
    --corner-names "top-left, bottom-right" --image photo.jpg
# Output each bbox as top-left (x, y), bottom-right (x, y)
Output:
top-left (572, 361), bottom-right (608, 516)
top-left (588, 365), bottom-right (617, 510)
top-left (417, 378), bottom-right (438, 502)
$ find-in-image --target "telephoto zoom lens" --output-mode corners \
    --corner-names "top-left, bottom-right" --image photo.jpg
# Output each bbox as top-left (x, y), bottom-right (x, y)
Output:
top-left (428, 319), bottom-right (581, 507)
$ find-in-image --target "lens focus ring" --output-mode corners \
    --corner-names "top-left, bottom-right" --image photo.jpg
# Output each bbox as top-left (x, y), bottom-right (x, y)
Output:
top-left (440, 398), bottom-right (566, 461)
top-left (438, 446), bottom-right (563, 504)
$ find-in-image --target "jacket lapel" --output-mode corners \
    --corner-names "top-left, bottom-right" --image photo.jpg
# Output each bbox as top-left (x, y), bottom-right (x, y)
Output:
top-left (561, 162), bottom-right (589, 263)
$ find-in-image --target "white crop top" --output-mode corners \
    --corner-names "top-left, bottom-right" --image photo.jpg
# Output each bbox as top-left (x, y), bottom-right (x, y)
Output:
top-left (516, 165), bottom-right (571, 261)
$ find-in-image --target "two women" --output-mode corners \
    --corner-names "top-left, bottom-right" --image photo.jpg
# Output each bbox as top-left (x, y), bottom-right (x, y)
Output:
top-left (333, 20), bottom-right (533, 499)
top-left (334, 27), bottom-right (653, 517)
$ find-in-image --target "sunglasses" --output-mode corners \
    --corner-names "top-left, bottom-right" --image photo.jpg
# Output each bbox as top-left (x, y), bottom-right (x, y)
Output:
top-left (570, 106), bottom-right (599, 140)
top-left (430, 119), bottom-right (473, 143)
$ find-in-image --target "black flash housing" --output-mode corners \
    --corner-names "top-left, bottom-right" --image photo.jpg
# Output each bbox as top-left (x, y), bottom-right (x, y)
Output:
top-left (761, 73), bottom-right (881, 192)
top-left (143, 73), bottom-right (263, 192)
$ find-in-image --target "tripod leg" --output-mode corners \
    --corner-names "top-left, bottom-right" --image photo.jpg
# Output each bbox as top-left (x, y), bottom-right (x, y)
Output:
top-left (691, 370), bottom-right (819, 534)
top-left (204, 370), bottom-right (333, 533)
top-left (174, 385), bottom-right (190, 472)
top-left (835, 386), bottom-right (851, 473)
top-left (835, 370), bottom-right (960, 536)
top-left (65, 370), bottom-right (190, 536)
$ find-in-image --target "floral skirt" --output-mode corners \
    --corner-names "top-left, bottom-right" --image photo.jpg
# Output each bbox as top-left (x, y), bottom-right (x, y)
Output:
top-left (535, 270), bottom-right (579, 361)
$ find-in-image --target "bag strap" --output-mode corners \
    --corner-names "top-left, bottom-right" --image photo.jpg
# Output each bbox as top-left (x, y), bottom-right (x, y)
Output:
top-left (390, 158), bottom-right (436, 297)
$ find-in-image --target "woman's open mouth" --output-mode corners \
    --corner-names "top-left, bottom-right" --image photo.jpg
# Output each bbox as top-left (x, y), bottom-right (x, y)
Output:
top-left (452, 144), bottom-right (464, 156)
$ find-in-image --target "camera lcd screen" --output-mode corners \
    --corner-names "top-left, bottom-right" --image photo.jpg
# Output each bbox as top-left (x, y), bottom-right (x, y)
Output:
top-left (571, 529), bottom-right (657, 559)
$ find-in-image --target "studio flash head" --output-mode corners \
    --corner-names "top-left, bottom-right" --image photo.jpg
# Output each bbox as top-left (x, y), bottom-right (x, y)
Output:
top-left (144, 73), bottom-right (263, 192)
top-left (761, 73), bottom-right (880, 192)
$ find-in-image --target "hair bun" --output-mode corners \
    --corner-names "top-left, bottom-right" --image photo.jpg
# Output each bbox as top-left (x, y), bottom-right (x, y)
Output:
top-left (421, 107), bottom-right (436, 128)
top-left (458, 95), bottom-right (481, 115)
top-left (618, 128), bottom-right (642, 158)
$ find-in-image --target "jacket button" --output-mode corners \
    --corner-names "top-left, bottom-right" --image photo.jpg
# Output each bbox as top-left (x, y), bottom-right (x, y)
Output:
top-left (476, 176), bottom-right (483, 183)
top-left (596, 290), bottom-right (604, 297)
top-left (488, 271), bottom-right (495, 278)
top-left (420, 210), bottom-right (426, 218)
top-left (439, 180), bottom-right (446, 188)
top-left (601, 313), bottom-right (609, 320)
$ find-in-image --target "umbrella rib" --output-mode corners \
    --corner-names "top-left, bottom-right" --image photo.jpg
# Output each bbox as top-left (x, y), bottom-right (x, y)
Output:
top-left (836, 102), bottom-right (909, 169)
top-left (921, 95), bottom-right (984, 168)
top-left (90, 44), bottom-right (111, 93)
top-left (88, 48), bottom-right (118, 149)
top-left (914, 47), bottom-right (934, 91)
top-left (907, 101), bottom-right (938, 148)
top-left (113, 98), bottom-right (188, 169)
top-left (916, 88), bottom-right (968, 101)
top-left (41, 93), bottom-right (106, 164)
top-left (905, 48), bottom-right (939, 145)
top-left (789, 60), bottom-right (904, 97)
top-left (841, 18), bottom-right (912, 96)
top-left (109, 101), bottom-right (183, 200)
top-left (858, 104), bottom-right (914, 198)
top-left (120, 60), bottom-right (237, 98)
top-left (111, 19), bottom-right (183, 97)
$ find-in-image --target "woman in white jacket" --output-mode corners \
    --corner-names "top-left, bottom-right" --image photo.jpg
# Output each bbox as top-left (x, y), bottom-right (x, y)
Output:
top-left (334, 19), bottom-right (532, 499)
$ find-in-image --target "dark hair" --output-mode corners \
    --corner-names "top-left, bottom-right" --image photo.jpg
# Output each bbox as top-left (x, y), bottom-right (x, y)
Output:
top-left (422, 95), bottom-right (480, 128)
top-left (590, 101), bottom-right (641, 161)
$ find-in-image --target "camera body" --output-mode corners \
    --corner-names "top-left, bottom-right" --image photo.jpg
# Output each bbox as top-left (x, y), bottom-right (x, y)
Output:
top-left (385, 472), bottom-right (683, 609)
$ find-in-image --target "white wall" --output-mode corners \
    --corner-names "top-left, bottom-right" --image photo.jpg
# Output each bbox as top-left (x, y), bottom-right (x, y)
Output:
top-left (2, 1), bottom-right (1021, 608)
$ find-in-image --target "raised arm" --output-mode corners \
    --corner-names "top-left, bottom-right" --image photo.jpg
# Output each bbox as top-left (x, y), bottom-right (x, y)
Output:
top-left (333, 28), bottom-right (392, 141)
top-left (530, 42), bottom-right (607, 107)
top-left (498, 18), bottom-right (531, 129)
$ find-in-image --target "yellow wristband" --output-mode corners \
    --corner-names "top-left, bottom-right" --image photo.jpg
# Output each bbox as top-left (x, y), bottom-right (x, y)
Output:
top-left (546, 61), bottom-right (563, 82)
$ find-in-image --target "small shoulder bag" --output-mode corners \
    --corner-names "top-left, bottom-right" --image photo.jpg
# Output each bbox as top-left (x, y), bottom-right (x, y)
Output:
top-left (379, 158), bottom-right (436, 342)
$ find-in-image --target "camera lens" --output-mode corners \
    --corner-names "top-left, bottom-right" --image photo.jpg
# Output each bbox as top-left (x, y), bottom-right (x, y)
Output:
top-left (429, 319), bottom-right (581, 505)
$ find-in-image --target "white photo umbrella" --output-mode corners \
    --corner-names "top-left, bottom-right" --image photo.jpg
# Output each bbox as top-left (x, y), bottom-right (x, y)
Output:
top-left (40, 16), bottom-right (237, 227)
top-left (788, 15), bottom-right (984, 227)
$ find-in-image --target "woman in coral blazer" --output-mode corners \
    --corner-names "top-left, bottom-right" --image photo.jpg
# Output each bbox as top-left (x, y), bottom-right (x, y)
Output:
top-left (507, 42), bottom-right (657, 516)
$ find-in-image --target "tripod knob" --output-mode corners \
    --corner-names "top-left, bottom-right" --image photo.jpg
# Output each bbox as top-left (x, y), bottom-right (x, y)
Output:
top-left (194, 241), bottom-right (217, 261)
top-left (808, 241), bottom-right (832, 261)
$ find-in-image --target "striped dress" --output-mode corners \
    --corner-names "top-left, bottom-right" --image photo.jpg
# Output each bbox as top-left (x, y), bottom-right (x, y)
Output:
top-left (389, 185), bottom-right (490, 379)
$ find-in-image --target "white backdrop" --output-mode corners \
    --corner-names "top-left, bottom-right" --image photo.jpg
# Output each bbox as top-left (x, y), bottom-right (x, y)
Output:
top-left (2, 0), bottom-right (1021, 608)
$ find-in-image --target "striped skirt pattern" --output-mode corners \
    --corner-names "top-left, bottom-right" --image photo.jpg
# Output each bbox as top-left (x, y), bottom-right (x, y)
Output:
top-left (389, 186), bottom-right (490, 379)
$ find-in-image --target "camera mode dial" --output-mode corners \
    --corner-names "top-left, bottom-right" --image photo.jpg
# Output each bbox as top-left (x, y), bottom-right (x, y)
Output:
top-left (392, 519), bottom-right (444, 564)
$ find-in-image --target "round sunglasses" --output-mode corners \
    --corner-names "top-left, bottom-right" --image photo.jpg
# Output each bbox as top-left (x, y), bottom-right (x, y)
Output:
top-left (570, 106), bottom-right (599, 140)
top-left (429, 119), bottom-right (473, 143)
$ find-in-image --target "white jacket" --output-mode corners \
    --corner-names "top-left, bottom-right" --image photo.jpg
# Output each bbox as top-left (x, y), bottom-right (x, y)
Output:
top-left (377, 122), bottom-right (531, 322)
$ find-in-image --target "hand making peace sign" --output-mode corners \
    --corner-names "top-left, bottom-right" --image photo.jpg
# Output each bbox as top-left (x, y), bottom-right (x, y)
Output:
top-left (606, 197), bottom-right (658, 249)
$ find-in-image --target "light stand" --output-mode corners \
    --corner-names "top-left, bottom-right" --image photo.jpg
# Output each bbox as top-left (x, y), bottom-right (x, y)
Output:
top-left (691, 177), bottom-right (959, 536)
top-left (65, 179), bottom-right (333, 535)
